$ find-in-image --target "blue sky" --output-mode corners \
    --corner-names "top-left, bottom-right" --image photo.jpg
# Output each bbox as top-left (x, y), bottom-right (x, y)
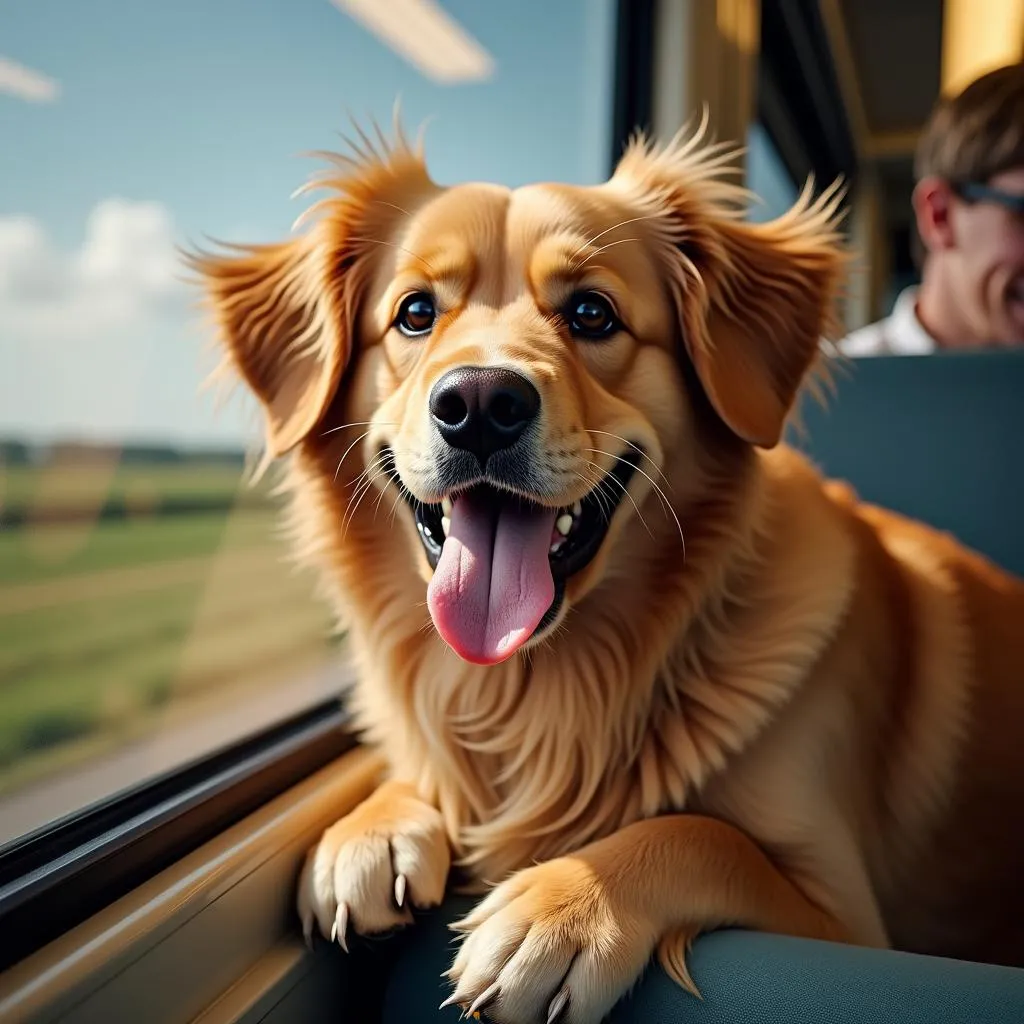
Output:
top-left (1, 0), bottom-right (616, 246)
top-left (0, 0), bottom-right (616, 445)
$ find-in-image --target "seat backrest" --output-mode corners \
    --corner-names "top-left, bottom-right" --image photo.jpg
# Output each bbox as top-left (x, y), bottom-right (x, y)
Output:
top-left (786, 350), bottom-right (1024, 578)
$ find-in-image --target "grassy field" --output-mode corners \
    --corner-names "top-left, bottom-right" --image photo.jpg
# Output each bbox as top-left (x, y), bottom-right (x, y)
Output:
top-left (0, 457), bottom-right (338, 796)
top-left (2, 461), bottom-right (249, 512)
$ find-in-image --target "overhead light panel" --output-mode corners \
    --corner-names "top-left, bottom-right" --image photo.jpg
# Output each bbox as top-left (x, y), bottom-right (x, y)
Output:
top-left (332, 0), bottom-right (494, 84)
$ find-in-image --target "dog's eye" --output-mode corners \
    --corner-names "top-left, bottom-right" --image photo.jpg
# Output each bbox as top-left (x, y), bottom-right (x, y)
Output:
top-left (395, 293), bottom-right (436, 337)
top-left (567, 292), bottom-right (619, 340)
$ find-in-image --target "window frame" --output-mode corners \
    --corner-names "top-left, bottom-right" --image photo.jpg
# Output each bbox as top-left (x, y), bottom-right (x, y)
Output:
top-left (0, 744), bottom-right (384, 1023)
top-left (0, 698), bottom-right (356, 972)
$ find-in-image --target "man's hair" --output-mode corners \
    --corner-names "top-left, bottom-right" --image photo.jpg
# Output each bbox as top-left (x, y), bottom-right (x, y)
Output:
top-left (915, 63), bottom-right (1024, 185)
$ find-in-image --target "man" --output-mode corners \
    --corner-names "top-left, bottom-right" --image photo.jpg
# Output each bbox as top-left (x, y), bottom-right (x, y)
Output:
top-left (842, 63), bottom-right (1024, 356)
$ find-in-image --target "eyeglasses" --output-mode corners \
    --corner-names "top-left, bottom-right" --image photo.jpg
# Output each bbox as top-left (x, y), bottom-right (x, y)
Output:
top-left (953, 181), bottom-right (1024, 216)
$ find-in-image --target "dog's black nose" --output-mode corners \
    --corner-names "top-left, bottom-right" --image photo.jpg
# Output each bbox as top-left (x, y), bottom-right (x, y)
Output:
top-left (429, 366), bottom-right (541, 465)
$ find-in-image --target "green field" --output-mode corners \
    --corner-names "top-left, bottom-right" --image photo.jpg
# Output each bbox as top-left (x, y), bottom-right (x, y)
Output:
top-left (2, 461), bottom-right (249, 513)
top-left (0, 457), bottom-right (337, 795)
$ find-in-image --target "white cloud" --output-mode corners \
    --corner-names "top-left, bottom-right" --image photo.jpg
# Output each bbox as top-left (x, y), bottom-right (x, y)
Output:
top-left (0, 56), bottom-right (60, 103)
top-left (0, 200), bottom-right (253, 445)
top-left (0, 200), bottom-right (185, 338)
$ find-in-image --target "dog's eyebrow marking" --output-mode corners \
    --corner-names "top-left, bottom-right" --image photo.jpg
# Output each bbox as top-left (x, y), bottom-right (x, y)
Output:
top-left (414, 247), bottom-right (473, 285)
top-left (530, 250), bottom-right (631, 307)
top-left (571, 236), bottom-right (642, 270)
top-left (526, 226), bottom-right (638, 299)
top-left (391, 242), bottom-right (476, 308)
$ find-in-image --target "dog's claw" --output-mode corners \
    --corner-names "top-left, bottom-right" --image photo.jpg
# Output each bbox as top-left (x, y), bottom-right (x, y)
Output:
top-left (547, 987), bottom-right (570, 1023)
top-left (438, 991), bottom-right (461, 1011)
top-left (394, 872), bottom-right (407, 909)
top-left (467, 980), bottom-right (500, 1017)
top-left (332, 903), bottom-right (349, 953)
top-left (301, 917), bottom-right (314, 950)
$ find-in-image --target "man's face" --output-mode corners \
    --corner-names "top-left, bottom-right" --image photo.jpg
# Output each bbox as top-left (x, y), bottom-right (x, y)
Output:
top-left (948, 167), bottom-right (1024, 346)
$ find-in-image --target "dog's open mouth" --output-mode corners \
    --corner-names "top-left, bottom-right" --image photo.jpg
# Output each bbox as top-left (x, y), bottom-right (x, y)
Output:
top-left (383, 448), bottom-right (641, 665)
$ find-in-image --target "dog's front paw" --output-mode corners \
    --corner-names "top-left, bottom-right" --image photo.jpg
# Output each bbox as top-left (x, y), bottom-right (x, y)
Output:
top-left (297, 782), bottom-right (450, 949)
top-left (444, 857), bottom-right (659, 1024)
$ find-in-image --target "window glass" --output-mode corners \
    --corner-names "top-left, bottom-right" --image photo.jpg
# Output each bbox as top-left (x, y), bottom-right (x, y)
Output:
top-left (745, 121), bottom-right (799, 222)
top-left (0, 0), bottom-right (616, 843)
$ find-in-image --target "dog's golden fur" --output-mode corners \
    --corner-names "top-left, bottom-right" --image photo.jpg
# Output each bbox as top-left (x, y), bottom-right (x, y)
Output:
top-left (191, 122), bottom-right (1024, 1022)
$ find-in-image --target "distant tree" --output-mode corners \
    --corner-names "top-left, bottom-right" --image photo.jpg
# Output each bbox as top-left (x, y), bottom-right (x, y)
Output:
top-left (0, 439), bottom-right (32, 465)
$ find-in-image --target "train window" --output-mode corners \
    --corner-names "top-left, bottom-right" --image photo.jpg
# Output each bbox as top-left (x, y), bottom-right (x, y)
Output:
top-left (0, 0), bottom-right (616, 849)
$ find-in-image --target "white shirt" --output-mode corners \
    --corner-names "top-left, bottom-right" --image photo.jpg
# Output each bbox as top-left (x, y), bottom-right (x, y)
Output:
top-left (839, 287), bottom-right (938, 357)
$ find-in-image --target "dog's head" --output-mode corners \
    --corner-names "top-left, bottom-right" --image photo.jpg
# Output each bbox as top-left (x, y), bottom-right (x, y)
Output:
top-left (191, 125), bottom-right (844, 666)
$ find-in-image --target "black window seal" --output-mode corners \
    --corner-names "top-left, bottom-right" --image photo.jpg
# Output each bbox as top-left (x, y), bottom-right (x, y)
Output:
top-left (609, 0), bottom-right (656, 171)
top-left (759, 0), bottom-right (859, 193)
top-left (0, 698), bottom-right (357, 973)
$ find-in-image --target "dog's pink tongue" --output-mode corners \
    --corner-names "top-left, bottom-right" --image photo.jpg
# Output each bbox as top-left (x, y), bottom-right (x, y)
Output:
top-left (427, 492), bottom-right (556, 665)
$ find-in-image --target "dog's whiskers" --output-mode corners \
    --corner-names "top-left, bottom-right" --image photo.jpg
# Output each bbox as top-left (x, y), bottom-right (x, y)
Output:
top-left (571, 236), bottom-right (640, 270)
top-left (371, 475), bottom-right (396, 520)
top-left (321, 419), bottom-right (395, 439)
top-left (345, 451), bottom-right (390, 494)
top-left (587, 470), bottom-right (622, 526)
top-left (585, 429), bottom-right (672, 487)
top-left (349, 236), bottom-right (437, 274)
top-left (384, 484), bottom-right (409, 526)
top-left (333, 430), bottom-right (371, 485)
top-left (342, 453), bottom-right (394, 536)
top-left (344, 446), bottom-right (424, 530)
top-left (586, 447), bottom-right (686, 557)
top-left (583, 446), bottom-right (670, 520)
top-left (342, 474), bottom-right (385, 537)
top-left (324, 420), bottom-right (398, 487)
top-left (573, 468), bottom-right (615, 524)
top-left (567, 214), bottom-right (659, 267)
top-left (584, 461), bottom-right (655, 539)
top-left (372, 199), bottom-right (414, 218)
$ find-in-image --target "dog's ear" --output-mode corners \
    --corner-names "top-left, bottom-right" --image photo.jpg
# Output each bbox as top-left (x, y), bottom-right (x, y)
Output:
top-left (612, 132), bottom-right (846, 448)
top-left (190, 233), bottom-right (346, 457)
top-left (679, 198), bottom-right (846, 448)
top-left (188, 137), bottom-right (435, 458)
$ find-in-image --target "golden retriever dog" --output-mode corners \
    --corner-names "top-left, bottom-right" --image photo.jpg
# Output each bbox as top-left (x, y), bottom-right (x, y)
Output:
top-left (190, 120), bottom-right (1024, 1022)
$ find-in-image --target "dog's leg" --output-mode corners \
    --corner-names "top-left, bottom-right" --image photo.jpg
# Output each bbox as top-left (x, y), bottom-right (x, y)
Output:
top-left (297, 780), bottom-right (450, 948)
top-left (444, 813), bottom-right (850, 1024)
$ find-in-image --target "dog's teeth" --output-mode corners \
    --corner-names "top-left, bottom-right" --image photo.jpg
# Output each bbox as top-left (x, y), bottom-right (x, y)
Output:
top-left (550, 538), bottom-right (564, 554)
top-left (441, 496), bottom-right (453, 516)
top-left (556, 514), bottom-right (573, 536)
top-left (572, 501), bottom-right (582, 517)
top-left (441, 516), bottom-right (451, 537)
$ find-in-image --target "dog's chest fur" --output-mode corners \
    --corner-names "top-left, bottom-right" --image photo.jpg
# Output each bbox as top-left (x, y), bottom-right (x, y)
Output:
top-left (326, 449), bottom-right (861, 883)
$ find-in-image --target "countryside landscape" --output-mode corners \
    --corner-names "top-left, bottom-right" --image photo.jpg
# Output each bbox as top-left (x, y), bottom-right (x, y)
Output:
top-left (0, 438), bottom-right (341, 819)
